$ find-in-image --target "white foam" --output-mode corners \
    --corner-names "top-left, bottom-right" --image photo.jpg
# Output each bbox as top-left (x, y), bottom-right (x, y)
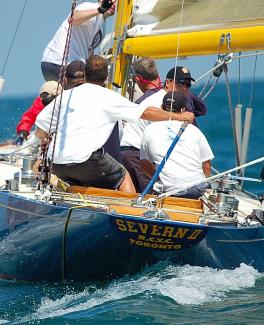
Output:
top-left (155, 263), bottom-right (260, 305)
top-left (15, 263), bottom-right (261, 323)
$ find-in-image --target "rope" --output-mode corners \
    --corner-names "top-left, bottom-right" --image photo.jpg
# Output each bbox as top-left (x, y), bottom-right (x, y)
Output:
top-left (1, 0), bottom-right (29, 76)
top-left (169, 0), bottom-right (185, 121)
top-left (223, 66), bottom-right (241, 173)
top-left (39, 0), bottom-right (77, 186)
top-left (137, 0), bottom-right (185, 202)
top-left (200, 76), bottom-right (220, 101)
top-left (61, 205), bottom-right (79, 282)
top-left (197, 34), bottom-right (225, 99)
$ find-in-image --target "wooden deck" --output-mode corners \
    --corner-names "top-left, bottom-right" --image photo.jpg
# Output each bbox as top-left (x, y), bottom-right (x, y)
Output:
top-left (70, 186), bottom-right (203, 224)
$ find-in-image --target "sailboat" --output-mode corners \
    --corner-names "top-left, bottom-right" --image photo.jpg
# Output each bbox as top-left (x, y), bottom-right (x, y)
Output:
top-left (0, 0), bottom-right (263, 282)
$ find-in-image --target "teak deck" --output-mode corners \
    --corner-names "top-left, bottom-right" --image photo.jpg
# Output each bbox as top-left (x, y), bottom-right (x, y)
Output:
top-left (70, 186), bottom-right (202, 224)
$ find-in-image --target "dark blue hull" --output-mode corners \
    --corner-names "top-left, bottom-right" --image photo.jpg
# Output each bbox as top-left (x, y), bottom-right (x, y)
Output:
top-left (0, 191), bottom-right (263, 282)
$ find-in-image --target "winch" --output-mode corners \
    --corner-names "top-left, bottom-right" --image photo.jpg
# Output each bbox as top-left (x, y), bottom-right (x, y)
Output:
top-left (207, 175), bottom-right (239, 218)
top-left (14, 154), bottom-right (37, 185)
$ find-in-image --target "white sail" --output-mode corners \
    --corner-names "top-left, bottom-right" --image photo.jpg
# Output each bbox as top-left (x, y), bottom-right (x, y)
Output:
top-left (130, 0), bottom-right (264, 36)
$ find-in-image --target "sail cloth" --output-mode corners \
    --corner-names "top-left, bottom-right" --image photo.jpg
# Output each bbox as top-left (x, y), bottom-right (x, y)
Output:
top-left (123, 0), bottom-right (264, 57)
top-left (129, 0), bottom-right (264, 36)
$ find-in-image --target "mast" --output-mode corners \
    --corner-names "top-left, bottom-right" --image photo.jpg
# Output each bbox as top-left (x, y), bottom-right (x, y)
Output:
top-left (109, 0), bottom-right (134, 94)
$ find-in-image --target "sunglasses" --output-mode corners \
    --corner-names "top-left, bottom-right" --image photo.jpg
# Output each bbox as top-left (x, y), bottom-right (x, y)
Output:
top-left (176, 80), bottom-right (192, 88)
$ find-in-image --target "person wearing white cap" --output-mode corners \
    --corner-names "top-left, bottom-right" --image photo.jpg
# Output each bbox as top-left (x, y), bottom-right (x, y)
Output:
top-left (15, 81), bottom-right (62, 145)
top-left (41, 0), bottom-right (116, 81)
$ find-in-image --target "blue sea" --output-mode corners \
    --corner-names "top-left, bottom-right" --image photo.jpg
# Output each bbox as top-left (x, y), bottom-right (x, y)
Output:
top-left (0, 81), bottom-right (263, 324)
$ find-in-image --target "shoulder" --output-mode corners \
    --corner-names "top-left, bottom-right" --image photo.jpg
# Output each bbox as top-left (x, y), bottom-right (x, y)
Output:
top-left (145, 121), bottom-right (165, 134)
top-left (140, 89), bottom-right (166, 106)
top-left (187, 124), bottom-right (209, 141)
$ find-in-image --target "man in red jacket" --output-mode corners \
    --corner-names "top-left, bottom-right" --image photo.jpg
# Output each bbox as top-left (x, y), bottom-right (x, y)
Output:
top-left (15, 81), bottom-right (62, 145)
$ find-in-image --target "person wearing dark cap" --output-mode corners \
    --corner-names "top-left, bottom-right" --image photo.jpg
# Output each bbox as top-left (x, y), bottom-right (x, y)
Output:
top-left (65, 61), bottom-right (86, 89)
top-left (140, 91), bottom-right (214, 199)
top-left (121, 65), bottom-right (200, 193)
top-left (165, 66), bottom-right (207, 124)
top-left (33, 55), bottom-right (194, 193)
top-left (15, 81), bottom-right (62, 145)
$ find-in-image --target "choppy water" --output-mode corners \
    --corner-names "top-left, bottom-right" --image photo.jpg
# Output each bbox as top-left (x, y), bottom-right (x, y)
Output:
top-left (0, 81), bottom-right (264, 324)
top-left (0, 263), bottom-right (263, 324)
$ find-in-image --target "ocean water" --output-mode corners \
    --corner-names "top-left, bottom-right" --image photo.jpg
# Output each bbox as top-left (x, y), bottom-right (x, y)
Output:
top-left (0, 81), bottom-right (263, 324)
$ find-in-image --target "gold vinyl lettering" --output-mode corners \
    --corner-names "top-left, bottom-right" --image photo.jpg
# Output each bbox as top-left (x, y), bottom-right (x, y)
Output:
top-left (187, 229), bottom-right (203, 240)
top-left (173, 228), bottom-right (189, 238)
top-left (138, 223), bottom-right (149, 234)
top-left (173, 245), bottom-right (182, 249)
top-left (161, 226), bottom-right (174, 237)
top-left (129, 238), bottom-right (183, 250)
top-left (115, 218), bottom-right (205, 251)
top-left (116, 219), bottom-right (127, 232)
top-left (126, 221), bottom-right (138, 233)
top-left (150, 224), bottom-right (162, 236)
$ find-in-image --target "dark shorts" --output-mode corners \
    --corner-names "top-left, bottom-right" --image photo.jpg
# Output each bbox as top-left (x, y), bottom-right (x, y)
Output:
top-left (121, 147), bottom-right (152, 193)
top-left (52, 148), bottom-right (126, 189)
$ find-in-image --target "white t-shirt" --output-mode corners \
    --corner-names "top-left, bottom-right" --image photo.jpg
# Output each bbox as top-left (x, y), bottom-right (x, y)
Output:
top-left (41, 2), bottom-right (105, 65)
top-left (140, 121), bottom-right (214, 193)
top-left (35, 83), bottom-right (148, 164)
top-left (121, 89), bottom-right (166, 149)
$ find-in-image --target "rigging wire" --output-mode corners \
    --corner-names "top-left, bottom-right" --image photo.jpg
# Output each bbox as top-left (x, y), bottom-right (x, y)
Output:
top-left (138, 0), bottom-right (185, 199)
top-left (198, 34), bottom-right (225, 99)
top-left (249, 50), bottom-right (258, 108)
top-left (237, 52), bottom-right (241, 104)
top-left (169, 0), bottom-right (185, 121)
top-left (0, 0), bottom-right (29, 76)
top-left (223, 66), bottom-right (241, 174)
top-left (39, 0), bottom-right (77, 187)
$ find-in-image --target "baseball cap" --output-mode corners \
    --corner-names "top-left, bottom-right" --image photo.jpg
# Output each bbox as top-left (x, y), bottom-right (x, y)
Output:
top-left (39, 81), bottom-right (62, 99)
top-left (66, 61), bottom-right (85, 79)
top-left (162, 91), bottom-right (187, 112)
top-left (166, 66), bottom-right (195, 82)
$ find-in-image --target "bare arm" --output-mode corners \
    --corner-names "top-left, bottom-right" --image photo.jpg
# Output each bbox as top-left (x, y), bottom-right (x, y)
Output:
top-left (202, 160), bottom-right (211, 177)
top-left (70, 1), bottom-right (116, 25)
top-left (70, 9), bottom-right (99, 25)
top-left (140, 106), bottom-right (195, 123)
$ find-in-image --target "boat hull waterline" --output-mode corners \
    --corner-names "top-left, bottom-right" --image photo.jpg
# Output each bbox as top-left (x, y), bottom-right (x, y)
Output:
top-left (0, 191), bottom-right (263, 282)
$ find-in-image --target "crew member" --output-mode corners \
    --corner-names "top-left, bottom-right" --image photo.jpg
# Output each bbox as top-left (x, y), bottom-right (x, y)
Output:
top-left (34, 56), bottom-right (195, 193)
top-left (140, 91), bottom-right (214, 198)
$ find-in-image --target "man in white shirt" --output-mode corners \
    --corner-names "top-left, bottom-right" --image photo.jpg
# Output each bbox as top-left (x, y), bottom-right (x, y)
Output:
top-left (121, 65), bottom-right (207, 193)
top-left (35, 56), bottom-right (195, 193)
top-left (140, 91), bottom-right (214, 198)
top-left (41, 0), bottom-right (115, 81)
